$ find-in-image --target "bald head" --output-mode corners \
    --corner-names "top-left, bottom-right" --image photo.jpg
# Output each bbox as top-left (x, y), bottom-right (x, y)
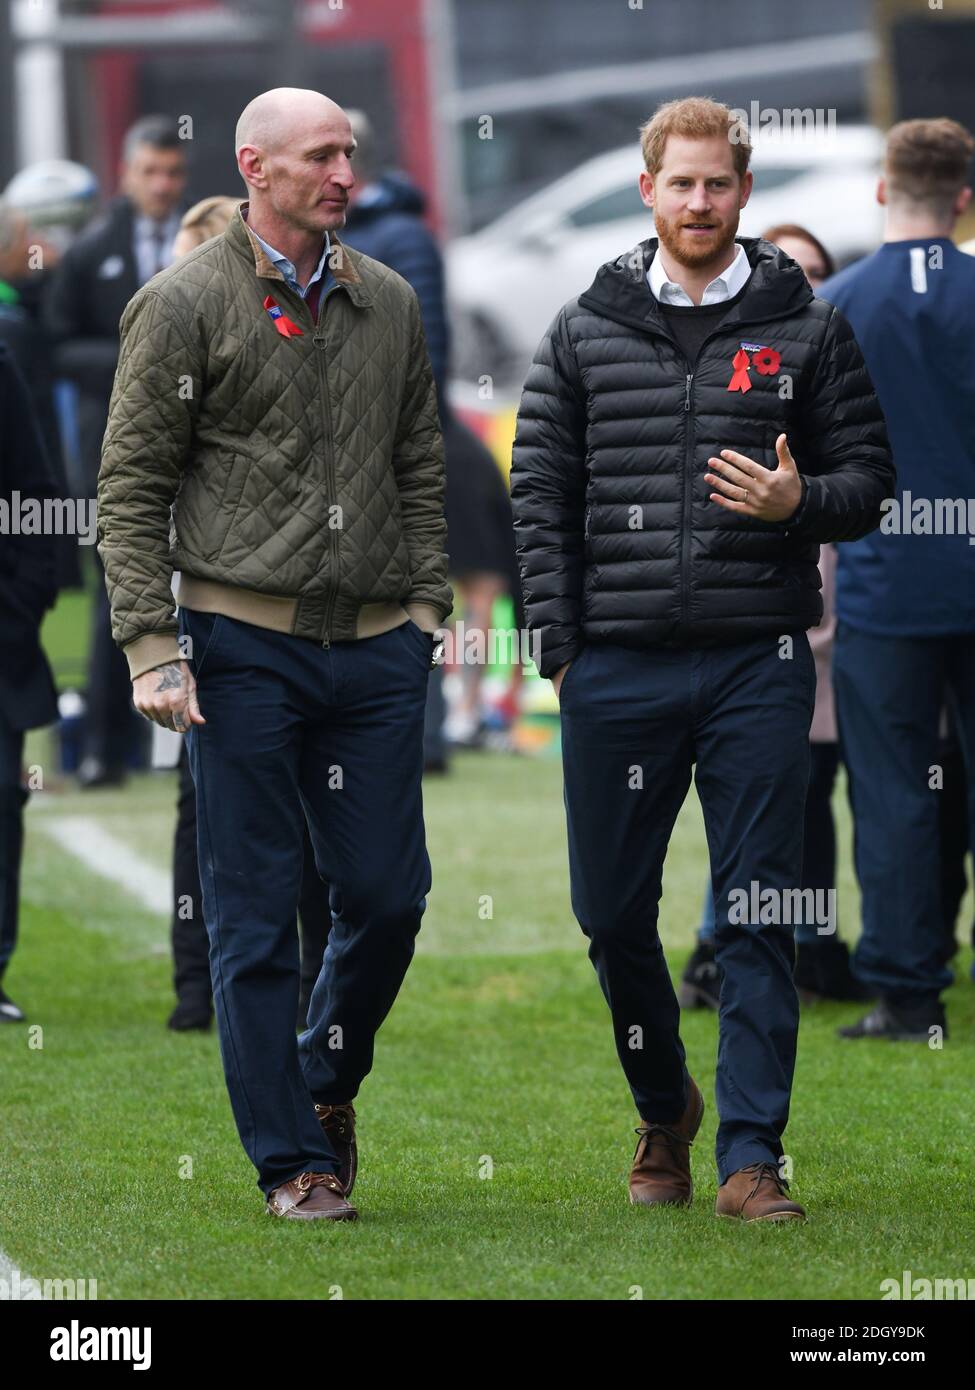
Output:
top-left (234, 87), bottom-right (357, 243)
top-left (235, 88), bottom-right (350, 158)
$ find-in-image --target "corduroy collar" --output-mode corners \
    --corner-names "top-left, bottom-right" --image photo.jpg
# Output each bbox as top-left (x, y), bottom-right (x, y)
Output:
top-left (224, 202), bottom-right (373, 307)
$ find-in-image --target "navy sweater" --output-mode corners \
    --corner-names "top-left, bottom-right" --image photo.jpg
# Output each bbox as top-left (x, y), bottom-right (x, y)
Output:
top-left (819, 238), bottom-right (975, 635)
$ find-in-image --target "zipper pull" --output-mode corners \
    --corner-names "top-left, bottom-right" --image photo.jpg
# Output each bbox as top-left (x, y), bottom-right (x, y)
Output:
top-left (684, 373), bottom-right (693, 412)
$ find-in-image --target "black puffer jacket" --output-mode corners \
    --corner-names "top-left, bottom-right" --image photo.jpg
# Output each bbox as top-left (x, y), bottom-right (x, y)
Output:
top-left (510, 236), bottom-right (894, 677)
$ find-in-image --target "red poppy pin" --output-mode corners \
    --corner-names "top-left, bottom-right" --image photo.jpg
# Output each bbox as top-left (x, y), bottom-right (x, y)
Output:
top-left (263, 295), bottom-right (303, 338)
top-left (726, 342), bottom-right (780, 392)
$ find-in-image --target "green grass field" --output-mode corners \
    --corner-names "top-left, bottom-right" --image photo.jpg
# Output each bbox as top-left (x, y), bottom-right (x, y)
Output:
top-left (2, 590), bottom-right (973, 1300)
top-left (3, 750), bottom-right (974, 1300)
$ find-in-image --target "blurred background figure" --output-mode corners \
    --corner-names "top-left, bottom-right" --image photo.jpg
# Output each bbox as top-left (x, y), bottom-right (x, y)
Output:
top-left (2, 159), bottom-right (99, 343)
top-left (0, 348), bottom-right (60, 1023)
top-left (761, 223), bottom-right (834, 284)
top-left (680, 223), bottom-right (869, 1011)
top-left (44, 115), bottom-right (188, 789)
top-left (0, 198), bottom-right (79, 592)
top-left (0, 202), bottom-right (62, 474)
top-left (344, 110), bottom-right (525, 764)
top-left (822, 117), bottom-right (975, 1042)
top-left (1, 160), bottom-right (99, 594)
top-left (171, 194), bottom-right (240, 259)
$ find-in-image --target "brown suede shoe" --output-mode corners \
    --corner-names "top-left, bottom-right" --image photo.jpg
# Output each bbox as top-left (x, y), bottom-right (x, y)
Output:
top-left (715, 1162), bottom-right (806, 1222)
top-left (629, 1076), bottom-right (705, 1207)
top-left (314, 1102), bottom-right (357, 1196)
top-left (266, 1171), bottom-right (358, 1221)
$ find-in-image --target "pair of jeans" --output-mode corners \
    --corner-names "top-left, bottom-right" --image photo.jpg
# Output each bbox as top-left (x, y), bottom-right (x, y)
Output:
top-left (183, 607), bottom-right (432, 1195)
top-left (833, 624), bottom-right (975, 1005)
top-left (560, 633), bottom-right (815, 1185)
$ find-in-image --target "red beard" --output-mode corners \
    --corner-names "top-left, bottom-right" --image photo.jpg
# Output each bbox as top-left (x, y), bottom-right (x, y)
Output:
top-left (653, 209), bottom-right (739, 270)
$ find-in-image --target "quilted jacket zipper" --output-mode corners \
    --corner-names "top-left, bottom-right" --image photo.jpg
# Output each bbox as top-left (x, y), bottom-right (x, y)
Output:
top-left (682, 370), bottom-right (694, 629)
top-left (313, 308), bottom-right (339, 648)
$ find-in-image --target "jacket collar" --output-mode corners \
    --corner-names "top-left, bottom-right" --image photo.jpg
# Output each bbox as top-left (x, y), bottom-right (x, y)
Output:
top-left (224, 203), bottom-right (373, 307)
top-left (578, 235), bottom-right (813, 334)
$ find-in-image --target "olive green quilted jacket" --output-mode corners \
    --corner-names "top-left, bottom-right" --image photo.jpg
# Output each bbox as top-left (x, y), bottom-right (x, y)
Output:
top-left (97, 205), bottom-right (452, 678)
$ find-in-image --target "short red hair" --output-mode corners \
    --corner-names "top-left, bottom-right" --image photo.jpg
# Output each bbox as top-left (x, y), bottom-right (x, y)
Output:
top-left (640, 97), bottom-right (751, 180)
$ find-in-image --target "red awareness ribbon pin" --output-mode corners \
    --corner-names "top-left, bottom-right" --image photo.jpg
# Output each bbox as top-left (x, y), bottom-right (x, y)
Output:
top-left (726, 347), bottom-right (752, 393)
top-left (263, 295), bottom-right (303, 338)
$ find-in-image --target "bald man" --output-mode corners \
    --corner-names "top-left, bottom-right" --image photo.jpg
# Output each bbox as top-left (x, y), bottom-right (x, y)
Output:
top-left (97, 89), bottom-right (452, 1220)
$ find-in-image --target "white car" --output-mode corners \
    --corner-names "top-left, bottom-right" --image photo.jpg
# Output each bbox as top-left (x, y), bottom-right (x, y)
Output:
top-left (448, 125), bottom-right (883, 388)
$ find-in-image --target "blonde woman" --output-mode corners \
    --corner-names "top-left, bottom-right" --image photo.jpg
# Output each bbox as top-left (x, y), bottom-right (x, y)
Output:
top-left (171, 195), bottom-right (241, 258)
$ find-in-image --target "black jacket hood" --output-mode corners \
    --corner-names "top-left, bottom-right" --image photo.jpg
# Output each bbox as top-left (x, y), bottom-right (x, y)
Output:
top-left (577, 235), bottom-right (813, 333)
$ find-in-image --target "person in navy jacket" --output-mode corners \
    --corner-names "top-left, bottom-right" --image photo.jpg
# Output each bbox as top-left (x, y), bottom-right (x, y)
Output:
top-left (819, 117), bottom-right (975, 1041)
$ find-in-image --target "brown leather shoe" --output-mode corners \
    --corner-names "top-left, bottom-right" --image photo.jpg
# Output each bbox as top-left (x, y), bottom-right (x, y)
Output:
top-left (715, 1162), bottom-right (806, 1222)
top-left (266, 1171), bottom-right (358, 1221)
top-left (314, 1102), bottom-right (357, 1196)
top-left (629, 1076), bottom-right (705, 1207)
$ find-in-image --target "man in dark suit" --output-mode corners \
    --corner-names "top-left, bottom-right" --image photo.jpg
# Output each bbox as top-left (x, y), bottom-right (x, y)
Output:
top-left (0, 346), bottom-right (60, 1022)
top-left (45, 115), bottom-right (187, 788)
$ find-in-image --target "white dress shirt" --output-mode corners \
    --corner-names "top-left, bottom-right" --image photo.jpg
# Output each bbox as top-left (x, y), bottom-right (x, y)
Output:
top-left (647, 240), bottom-right (751, 306)
top-left (133, 212), bottom-right (182, 286)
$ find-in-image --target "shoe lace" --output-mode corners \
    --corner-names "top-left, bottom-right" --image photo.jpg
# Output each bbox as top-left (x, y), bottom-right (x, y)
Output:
top-left (294, 1171), bottom-right (342, 1197)
top-left (740, 1161), bottom-right (789, 1203)
top-left (633, 1122), bottom-right (693, 1164)
top-left (315, 1102), bottom-right (355, 1137)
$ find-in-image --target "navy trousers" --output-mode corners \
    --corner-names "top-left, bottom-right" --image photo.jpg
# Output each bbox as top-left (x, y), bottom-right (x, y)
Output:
top-left (182, 608), bottom-right (432, 1195)
top-left (833, 624), bottom-right (975, 1005)
top-left (697, 741), bottom-right (841, 947)
top-left (559, 633), bottom-right (815, 1185)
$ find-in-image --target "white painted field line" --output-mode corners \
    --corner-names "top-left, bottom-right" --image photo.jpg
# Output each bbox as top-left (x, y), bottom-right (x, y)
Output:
top-left (36, 815), bottom-right (170, 917)
top-left (3, 815), bottom-right (170, 1290)
top-left (31, 813), bottom-right (579, 955)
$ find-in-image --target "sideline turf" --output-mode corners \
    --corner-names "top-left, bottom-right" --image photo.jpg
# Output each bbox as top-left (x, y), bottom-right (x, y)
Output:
top-left (1, 752), bottom-right (972, 1300)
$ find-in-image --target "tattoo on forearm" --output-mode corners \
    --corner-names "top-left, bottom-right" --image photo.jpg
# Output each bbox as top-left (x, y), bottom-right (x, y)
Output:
top-left (154, 663), bottom-right (183, 693)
